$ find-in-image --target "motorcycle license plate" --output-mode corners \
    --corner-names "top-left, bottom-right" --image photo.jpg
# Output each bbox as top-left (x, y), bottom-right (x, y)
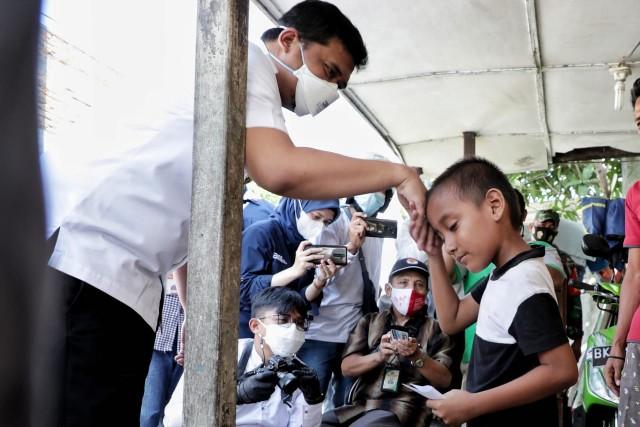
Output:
top-left (591, 346), bottom-right (611, 367)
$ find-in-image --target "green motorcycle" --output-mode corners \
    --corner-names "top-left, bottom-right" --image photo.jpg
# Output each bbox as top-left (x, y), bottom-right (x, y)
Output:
top-left (570, 234), bottom-right (622, 427)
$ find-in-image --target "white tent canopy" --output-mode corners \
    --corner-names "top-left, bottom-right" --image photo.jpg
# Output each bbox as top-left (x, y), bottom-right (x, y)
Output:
top-left (255, 0), bottom-right (640, 177)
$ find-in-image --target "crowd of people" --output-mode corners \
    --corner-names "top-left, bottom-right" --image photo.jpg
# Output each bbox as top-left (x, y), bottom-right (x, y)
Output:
top-left (42, 0), bottom-right (640, 426)
top-left (156, 158), bottom-right (590, 427)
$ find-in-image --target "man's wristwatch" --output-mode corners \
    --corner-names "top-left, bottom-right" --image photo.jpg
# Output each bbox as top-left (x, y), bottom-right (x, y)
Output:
top-left (410, 351), bottom-right (425, 368)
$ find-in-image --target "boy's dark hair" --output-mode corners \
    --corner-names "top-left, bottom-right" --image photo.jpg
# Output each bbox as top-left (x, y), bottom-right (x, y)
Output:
top-left (632, 77), bottom-right (640, 107)
top-left (429, 157), bottom-right (521, 230)
top-left (261, 0), bottom-right (368, 69)
top-left (514, 188), bottom-right (526, 223)
top-left (251, 286), bottom-right (308, 319)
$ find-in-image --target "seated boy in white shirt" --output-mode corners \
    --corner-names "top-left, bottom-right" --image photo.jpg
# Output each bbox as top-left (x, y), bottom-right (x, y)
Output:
top-left (164, 287), bottom-right (323, 427)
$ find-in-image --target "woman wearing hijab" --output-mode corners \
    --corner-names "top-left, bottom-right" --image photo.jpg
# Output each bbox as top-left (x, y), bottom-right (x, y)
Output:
top-left (239, 198), bottom-right (341, 338)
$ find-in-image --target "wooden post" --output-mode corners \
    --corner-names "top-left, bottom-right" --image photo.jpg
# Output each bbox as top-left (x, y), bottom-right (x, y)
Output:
top-left (463, 131), bottom-right (476, 158)
top-left (0, 1), bottom-right (55, 426)
top-left (184, 0), bottom-right (248, 425)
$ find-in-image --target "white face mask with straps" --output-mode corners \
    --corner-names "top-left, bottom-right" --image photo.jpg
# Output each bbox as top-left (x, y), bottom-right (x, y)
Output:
top-left (269, 43), bottom-right (339, 116)
top-left (296, 201), bottom-right (325, 241)
top-left (258, 320), bottom-right (305, 357)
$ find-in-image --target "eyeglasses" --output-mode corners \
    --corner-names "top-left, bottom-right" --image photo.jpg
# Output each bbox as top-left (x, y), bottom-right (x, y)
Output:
top-left (259, 313), bottom-right (310, 331)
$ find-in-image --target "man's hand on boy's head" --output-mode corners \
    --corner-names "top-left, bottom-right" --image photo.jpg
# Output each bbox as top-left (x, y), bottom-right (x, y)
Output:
top-left (409, 201), bottom-right (429, 251)
top-left (397, 169), bottom-right (427, 223)
top-left (426, 389), bottom-right (478, 425)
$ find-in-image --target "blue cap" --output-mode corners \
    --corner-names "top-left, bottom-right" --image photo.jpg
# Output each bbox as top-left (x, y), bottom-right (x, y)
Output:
top-left (389, 257), bottom-right (429, 281)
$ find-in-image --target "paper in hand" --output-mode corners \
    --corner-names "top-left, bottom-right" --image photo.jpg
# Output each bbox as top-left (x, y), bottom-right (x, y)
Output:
top-left (402, 383), bottom-right (444, 400)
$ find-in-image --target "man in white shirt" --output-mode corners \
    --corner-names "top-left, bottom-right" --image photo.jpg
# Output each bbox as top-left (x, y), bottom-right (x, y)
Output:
top-left (164, 287), bottom-right (323, 427)
top-left (49, 2), bottom-right (428, 425)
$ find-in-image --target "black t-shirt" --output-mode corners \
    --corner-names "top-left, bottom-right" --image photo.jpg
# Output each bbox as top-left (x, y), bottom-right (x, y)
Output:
top-left (467, 247), bottom-right (568, 427)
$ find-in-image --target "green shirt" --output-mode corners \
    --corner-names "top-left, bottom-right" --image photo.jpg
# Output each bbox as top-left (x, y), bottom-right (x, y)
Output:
top-left (455, 263), bottom-right (495, 363)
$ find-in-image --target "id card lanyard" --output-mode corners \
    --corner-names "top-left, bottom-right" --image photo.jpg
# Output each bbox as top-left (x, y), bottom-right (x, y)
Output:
top-left (381, 354), bottom-right (401, 393)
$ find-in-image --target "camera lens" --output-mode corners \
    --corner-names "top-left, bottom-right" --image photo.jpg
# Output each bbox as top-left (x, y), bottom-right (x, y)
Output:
top-left (277, 372), bottom-right (299, 395)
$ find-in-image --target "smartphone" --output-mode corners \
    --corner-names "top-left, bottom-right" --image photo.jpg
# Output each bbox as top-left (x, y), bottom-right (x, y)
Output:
top-left (364, 218), bottom-right (397, 239)
top-left (308, 245), bottom-right (348, 266)
top-left (390, 327), bottom-right (409, 342)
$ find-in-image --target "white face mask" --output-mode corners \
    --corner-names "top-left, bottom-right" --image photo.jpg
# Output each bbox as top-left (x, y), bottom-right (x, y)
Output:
top-left (354, 192), bottom-right (386, 217)
top-left (270, 44), bottom-right (339, 116)
top-left (296, 201), bottom-right (325, 241)
top-left (259, 321), bottom-right (306, 357)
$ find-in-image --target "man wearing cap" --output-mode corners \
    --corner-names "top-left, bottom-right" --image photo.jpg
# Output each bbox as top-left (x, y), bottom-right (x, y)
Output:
top-left (530, 209), bottom-right (568, 312)
top-left (321, 258), bottom-right (454, 427)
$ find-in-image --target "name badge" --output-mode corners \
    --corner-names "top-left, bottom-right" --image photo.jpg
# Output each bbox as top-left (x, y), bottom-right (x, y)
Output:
top-left (381, 367), bottom-right (401, 393)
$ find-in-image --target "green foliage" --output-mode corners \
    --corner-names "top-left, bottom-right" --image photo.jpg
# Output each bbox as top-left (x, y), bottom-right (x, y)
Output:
top-left (509, 160), bottom-right (623, 221)
top-left (246, 182), bottom-right (281, 206)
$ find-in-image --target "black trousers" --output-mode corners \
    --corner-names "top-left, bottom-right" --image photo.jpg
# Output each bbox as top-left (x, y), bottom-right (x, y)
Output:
top-left (55, 269), bottom-right (156, 427)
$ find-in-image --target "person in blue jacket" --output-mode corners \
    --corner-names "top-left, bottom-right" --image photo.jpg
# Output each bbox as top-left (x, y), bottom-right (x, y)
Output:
top-left (239, 197), bottom-right (341, 338)
top-left (243, 184), bottom-right (276, 230)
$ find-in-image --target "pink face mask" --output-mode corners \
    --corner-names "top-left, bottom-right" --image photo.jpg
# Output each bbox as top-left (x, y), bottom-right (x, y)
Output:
top-left (390, 288), bottom-right (425, 316)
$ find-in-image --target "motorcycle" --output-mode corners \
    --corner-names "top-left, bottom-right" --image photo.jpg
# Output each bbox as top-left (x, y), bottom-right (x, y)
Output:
top-left (570, 234), bottom-right (623, 427)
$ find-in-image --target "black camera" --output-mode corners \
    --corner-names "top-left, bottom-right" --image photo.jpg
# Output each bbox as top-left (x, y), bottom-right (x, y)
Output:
top-left (260, 355), bottom-right (303, 395)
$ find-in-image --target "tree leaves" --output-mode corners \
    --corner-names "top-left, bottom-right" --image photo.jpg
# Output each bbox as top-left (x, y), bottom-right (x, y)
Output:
top-left (509, 160), bottom-right (622, 221)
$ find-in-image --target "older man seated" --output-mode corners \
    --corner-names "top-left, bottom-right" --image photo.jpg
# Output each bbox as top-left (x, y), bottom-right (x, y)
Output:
top-left (321, 258), bottom-right (454, 427)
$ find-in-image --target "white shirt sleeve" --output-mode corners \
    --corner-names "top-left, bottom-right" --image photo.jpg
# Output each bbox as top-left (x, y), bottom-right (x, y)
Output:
top-left (246, 43), bottom-right (287, 134)
top-left (288, 392), bottom-right (322, 427)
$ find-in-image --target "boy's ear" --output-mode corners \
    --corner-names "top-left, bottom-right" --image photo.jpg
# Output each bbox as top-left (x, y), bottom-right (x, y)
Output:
top-left (485, 188), bottom-right (506, 222)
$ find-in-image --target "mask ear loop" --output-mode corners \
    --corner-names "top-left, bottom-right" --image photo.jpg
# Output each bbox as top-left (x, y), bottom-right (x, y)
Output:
top-left (266, 26), bottom-right (303, 74)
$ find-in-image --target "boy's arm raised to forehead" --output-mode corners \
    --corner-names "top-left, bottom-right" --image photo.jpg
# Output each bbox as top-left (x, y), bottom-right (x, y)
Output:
top-left (427, 244), bottom-right (479, 335)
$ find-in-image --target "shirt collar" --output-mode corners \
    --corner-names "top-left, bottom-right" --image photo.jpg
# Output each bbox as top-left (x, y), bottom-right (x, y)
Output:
top-left (246, 343), bottom-right (266, 372)
top-left (490, 246), bottom-right (545, 281)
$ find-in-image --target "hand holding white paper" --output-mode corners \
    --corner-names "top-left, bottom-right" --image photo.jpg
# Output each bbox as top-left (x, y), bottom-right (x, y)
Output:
top-left (403, 383), bottom-right (444, 400)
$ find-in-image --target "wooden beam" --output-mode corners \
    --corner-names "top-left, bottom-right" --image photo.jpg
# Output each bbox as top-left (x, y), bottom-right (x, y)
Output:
top-left (184, 0), bottom-right (248, 425)
top-left (463, 131), bottom-right (476, 158)
top-left (552, 146), bottom-right (635, 163)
